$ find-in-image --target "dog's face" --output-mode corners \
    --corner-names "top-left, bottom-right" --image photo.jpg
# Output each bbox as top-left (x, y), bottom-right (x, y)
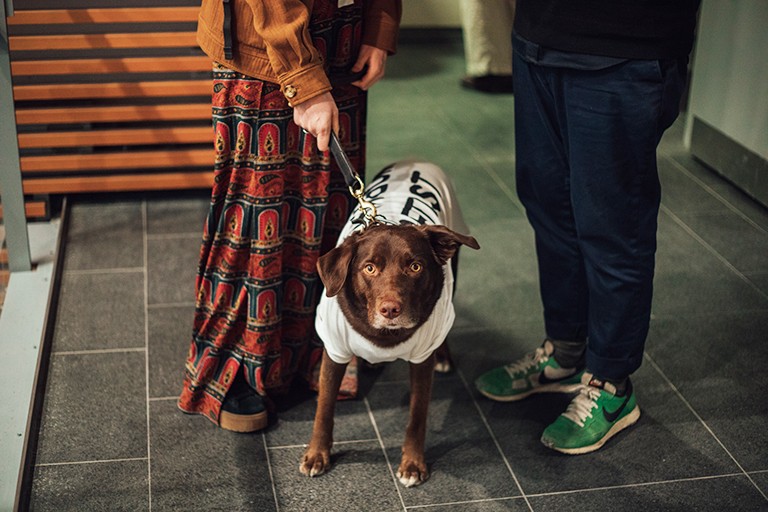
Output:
top-left (317, 224), bottom-right (479, 347)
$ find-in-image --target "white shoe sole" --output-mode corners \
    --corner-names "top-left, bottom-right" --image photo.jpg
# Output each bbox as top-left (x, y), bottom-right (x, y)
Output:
top-left (543, 405), bottom-right (641, 455)
top-left (478, 381), bottom-right (583, 402)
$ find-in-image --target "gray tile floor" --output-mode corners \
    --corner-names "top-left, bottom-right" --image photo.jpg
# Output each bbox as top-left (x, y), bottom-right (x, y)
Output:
top-left (28, 38), bottom-right (768, 511)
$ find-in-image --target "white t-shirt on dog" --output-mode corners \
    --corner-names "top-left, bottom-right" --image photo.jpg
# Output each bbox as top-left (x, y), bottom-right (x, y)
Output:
top-left (315, 161), bottom-right (469, 365)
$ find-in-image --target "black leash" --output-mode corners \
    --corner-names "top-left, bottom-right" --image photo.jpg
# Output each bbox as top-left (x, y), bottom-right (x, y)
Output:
top-left (329, 132), bottom-right (378, 225)
top-left (329, 132), bottom-right (360, 190)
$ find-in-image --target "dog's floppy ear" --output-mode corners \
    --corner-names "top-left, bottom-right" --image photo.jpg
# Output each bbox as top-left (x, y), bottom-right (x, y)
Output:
top-left (419, 225), bottom-right (480, 265)
top-left (317, 234), bottom-right (358, 297)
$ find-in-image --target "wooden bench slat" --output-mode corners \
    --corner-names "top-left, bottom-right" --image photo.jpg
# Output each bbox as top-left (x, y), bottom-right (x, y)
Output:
top-left (8, 7), bottom-right (218, 197)
top-left (0, 201), bottom-right (48, 220)
top-left (11, 56), bottom-right (211, 76)
top-left (10, 32), bottom-right (198, 51)
top-left (18, 127), bottom-right (212, 149)
top-left (8, 7), bottom-right (199, 25)
top-left (21, 148), bottom-right (212, 172)
top-left (15, 103), bottom-right (210, 124)
top-left (14, 80), bottom-right (210, 101)
top-left (22, 172), bottom-right (214, 194)
top-left (25, 201), bottom-right (48, 218)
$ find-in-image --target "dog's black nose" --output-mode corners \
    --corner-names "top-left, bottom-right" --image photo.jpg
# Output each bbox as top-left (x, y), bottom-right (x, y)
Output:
top-left (379, 301), bottom-right (401, 319)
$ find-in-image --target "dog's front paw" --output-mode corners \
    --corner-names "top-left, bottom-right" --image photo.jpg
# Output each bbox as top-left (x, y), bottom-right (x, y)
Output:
top-left (300, 448), bottom-right (331, 477)
top-left (396, 458), bottom-right (429, 487)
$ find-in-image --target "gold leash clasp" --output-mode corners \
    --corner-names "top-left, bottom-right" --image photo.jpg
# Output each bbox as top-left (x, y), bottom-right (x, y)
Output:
top-left (348, 175), bottom-right (378, 225)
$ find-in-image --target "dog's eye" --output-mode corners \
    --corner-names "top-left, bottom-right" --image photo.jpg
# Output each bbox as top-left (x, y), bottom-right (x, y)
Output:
top-left (409, 262), bottom-right (422, 273)
top-left (364, 264), bottom-right (377, 275)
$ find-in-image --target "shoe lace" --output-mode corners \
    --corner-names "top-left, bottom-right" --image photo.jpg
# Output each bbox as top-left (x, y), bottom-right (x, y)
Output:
top-left (504, 346), bottom-right (547, 377)
top-left (562, 385), bottom-right (601, 427)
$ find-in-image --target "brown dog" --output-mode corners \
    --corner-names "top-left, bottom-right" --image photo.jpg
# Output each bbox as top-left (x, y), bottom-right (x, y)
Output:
top-left (300, 218), bottom-right (479, 486)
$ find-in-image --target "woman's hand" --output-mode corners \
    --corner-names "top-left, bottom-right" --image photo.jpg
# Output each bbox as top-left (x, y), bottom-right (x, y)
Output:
top-left (293, 92), bottom-right (338, 152)
top-left (293, 44), bottom-right (387, 150)
top-left (351, 44), bottom-right (388, 91)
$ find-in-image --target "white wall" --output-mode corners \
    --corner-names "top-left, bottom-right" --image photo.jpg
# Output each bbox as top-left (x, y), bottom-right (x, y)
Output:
top-left (687, 0), bottom-right (768, 159)
top-left (401, 0), bottom-right (462, 28)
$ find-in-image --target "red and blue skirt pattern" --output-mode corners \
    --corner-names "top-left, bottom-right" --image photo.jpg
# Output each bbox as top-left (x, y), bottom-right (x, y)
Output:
top-left (178, 1), bottom-right (366, 424)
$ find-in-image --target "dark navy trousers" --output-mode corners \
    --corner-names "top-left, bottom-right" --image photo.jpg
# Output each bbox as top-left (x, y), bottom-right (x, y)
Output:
top-left (513, 38), bottom-right (688, 381)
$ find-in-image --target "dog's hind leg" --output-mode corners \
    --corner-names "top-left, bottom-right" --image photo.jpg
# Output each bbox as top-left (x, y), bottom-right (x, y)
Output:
top-left (434, 340), bottom-right (453, 373)
top-left (300, 350), bottom-right (347, 477)
top-left (434, 249), bottom-right (461, 375)
top-left (397, 353), bottom-right (435, 487)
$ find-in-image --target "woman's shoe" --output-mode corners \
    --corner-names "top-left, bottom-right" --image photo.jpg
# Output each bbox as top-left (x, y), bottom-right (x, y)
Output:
top-left (220, 387), bottom-right (269, 433)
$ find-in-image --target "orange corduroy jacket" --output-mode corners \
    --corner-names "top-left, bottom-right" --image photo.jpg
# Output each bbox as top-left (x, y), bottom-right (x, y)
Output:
top-left (196, 0), bottom-right (402, 106)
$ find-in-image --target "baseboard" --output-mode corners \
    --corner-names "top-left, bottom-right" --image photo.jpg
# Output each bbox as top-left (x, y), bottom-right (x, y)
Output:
top-left (690, 117), bottom-right (768, 209)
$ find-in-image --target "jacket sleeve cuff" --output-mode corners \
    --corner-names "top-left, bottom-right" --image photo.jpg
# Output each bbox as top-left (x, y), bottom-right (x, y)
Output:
top-left (363, 0), bottom-right (402, 54)
top-left (278, 63), bottom-right (332, 107)
top-left (362, 17), bottom-right (400, 54)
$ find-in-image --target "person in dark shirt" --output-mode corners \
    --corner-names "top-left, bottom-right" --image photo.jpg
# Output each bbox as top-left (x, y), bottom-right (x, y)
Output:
top-left (475, 0), bottom-right (701, 454)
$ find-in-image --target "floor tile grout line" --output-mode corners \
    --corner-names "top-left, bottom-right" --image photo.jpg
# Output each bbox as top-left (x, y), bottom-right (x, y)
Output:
top-left (363, 397), bottom-right (408, 511)
top-left (64, 267), bottom-right (144, 275)
top-left (51, 347), bottom-right (146, 356)
top-left (406, 496), bottom-right (526, 510)
top-left (650, 308), bottom-right (768, 323)
top-left (523, 472), bottom-right (753, 499)
top-left (660, 204), bottom-right (768, 301)
top-left (662, 154), bottom-right (768, 236)
top-left (148, 301), bottom-right (196, 309)
top-left (267, 439), bottom-right (380, 450)
top-left (410, 85), bottom-right (525, 215)
top-left (36, 457), bottom-right (149, 468)
top-left (142, 200), bottom-right (153, 512)
top-left (146, 232), bottom-right (202, 240)
top-left (455, 368), bottom-right (534, 512)
top-left (644, 352), bottom-right (768, 502)
top-left (468, 153), bottom-right (523, 213)
top-left (742, 270), bottom-right (768, 278)
top-left (405, 471), bottom-right (766, 508)
top-left (262, 433), bottom-right (281, 512)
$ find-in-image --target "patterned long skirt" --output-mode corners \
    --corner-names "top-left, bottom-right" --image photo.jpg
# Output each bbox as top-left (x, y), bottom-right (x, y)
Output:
top-left (178, 64), bottom-right (366, 424)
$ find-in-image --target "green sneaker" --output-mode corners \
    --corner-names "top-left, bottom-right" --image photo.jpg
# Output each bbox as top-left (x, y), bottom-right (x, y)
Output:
top-left (475, 340), bottom-right (584, 402)
top-left (541, 372), bottom-right (641, 454)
